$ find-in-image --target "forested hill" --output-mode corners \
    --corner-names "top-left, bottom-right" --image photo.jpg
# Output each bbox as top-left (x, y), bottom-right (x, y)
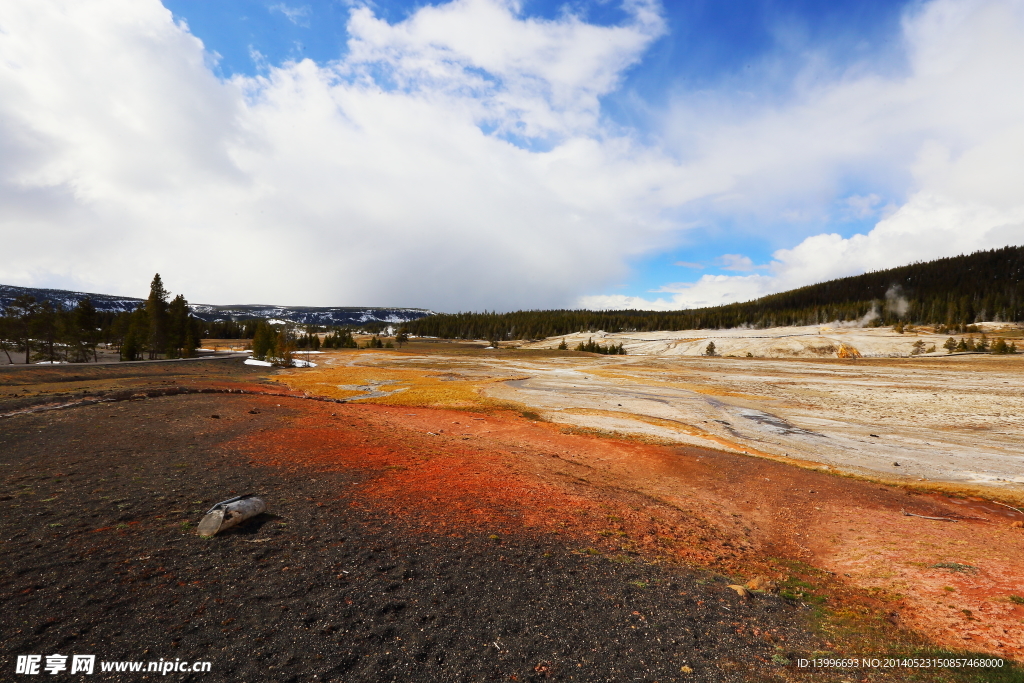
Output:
top-left (404, 245), bottom-right (1024, 340)
top-left (0, 285), bottom-right (431, 326)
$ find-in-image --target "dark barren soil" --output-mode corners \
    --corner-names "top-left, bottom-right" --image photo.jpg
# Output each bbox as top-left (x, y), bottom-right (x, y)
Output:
top-left (0, 359), bottom-right (1019, 682)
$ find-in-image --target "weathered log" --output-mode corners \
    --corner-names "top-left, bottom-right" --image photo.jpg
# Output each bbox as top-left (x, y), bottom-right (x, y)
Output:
top-left (197, 495), bottom-right (267, 537)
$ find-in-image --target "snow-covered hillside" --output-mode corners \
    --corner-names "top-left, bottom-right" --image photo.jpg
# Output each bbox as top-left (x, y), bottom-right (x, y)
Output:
top-left (0, 284), bottom-right (432, 326)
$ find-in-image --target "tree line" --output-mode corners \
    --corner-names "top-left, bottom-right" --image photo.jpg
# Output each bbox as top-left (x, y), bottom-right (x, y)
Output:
top-left (400, 246), bottom-right (1024, 340)
top-left (0, 274), bottom-right (202, 363)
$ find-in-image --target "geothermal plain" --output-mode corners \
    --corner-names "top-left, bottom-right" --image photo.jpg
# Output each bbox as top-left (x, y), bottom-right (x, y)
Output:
top-left (269, 324), bottom-right (1024, 662)
top-left (297, 323), bottom-right (1024, 489)
top-left (3, 324), bottom-right (1023, 679)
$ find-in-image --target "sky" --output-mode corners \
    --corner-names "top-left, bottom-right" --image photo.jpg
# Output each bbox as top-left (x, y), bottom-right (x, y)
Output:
top-left (2, 0), bottom-right (1023, 312)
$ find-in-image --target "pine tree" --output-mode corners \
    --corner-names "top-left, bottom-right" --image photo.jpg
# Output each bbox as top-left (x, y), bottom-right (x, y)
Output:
top-left (943, 337), bottom-right (957, 353)
top-left (6, 294), bottom-right (38, 363)
top-left (146, 273), bottom-right (170, 359)
top-left (120, 306), bottom-right (148, 361)
top-left (73, 298), bottom-right (99, 362)
top-left (32, 301), bottom-right (59, 363)
top-left (183, 324), bottom-right (198, 358)
top-left (165, 294), bottom-right (191, 358)
top-left (704, 341), bottom-right (717, 357)
top-left (251, 322), bottom-right (275, 360)
top-left (275, 329), bottom-right (294, 366)
top-left (121, 330), bottom-right (139, 361)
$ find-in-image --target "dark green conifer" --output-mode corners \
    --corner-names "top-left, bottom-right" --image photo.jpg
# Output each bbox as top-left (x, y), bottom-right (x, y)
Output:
top-left (145, 274), bottom-right (169, 359)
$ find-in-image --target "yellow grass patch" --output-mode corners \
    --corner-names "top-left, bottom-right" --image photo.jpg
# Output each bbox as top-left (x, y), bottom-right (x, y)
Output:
top-left (272, 355), bottom-right (523, 410)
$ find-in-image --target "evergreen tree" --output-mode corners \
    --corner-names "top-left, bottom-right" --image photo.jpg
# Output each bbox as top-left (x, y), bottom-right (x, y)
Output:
top-left (275, 328), bottom-right (295, 366)
top-left (73, 298), bottom-right (99, 362)
top-left (0, 315), bottom-right (13, 363)
top-left (943, 337), bottom-right (957, 353)
top-left (121, 307), bottom-right (149, 361)
top-left (32, 301), bottom-right (59, 363)
top-left (574, 338), bottom-right (626, 355)
top-left (165, 294), bottom-right (191, 358)
top-left (6, 294), bottom-right (38, 363)
top-left (251, 322), bottom-right (276, 360)
top-left (145, 273), bottom-right (169, 359)
top-left (704, 341), bottom-right (717, 357)
top-left (121, 331), bottom-right (139, 361)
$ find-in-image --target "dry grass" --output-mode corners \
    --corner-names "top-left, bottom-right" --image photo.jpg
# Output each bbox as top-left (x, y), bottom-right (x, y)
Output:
top-left (273, 355), bottom-right (528, 412)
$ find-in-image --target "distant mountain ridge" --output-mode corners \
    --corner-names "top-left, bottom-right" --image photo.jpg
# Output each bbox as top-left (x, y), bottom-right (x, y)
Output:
top-left (0, 284), bottom-right (432, 326)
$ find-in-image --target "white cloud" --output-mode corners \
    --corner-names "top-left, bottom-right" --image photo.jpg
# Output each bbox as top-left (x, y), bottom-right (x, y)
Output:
top-left (342, 0), bottom-right (664, 140)
top-left (270, 4), bottom-right (311, 27)
top-left (580, 275), bottom-right (772, 311)
top-left (585, 0), bottom-right (1024, 311)
top-left (584, 192), bottom-right (1024, 310)
top-left (2, 0), bottom-right (1024, 315)
top-left (842, 193), bottom-right (884, 220)
top-left (715, 254), bottom-right (763, 272)
top-left (0, 0), bottom-right (671, 309)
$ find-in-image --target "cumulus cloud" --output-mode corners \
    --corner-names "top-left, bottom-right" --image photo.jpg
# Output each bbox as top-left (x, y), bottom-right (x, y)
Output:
top-left (0, 0), bottom-right (670, 309)
top-left (2, 0), bottom-right (1024, 314)
top-left (583, 192), bottom-right (1024, 310)
top-left (584, 0), bottom-right (1024, 311)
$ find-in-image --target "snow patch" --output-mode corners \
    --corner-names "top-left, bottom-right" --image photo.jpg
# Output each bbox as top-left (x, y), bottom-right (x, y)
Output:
top-left (244, 356), bottom-right (317, 367)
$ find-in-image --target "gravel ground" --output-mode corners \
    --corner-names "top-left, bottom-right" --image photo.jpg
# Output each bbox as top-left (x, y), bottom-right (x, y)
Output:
top-left (0, 390), bottom-right (825, 683)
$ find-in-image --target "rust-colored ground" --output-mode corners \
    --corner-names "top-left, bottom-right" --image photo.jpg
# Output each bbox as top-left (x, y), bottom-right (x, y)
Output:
top-left (230, 399), bottom-right (1024, 662)
top-left (5, 357), bottom-right (1023, 672)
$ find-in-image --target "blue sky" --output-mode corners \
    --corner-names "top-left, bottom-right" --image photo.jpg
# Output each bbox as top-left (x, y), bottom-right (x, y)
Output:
top-left (3, 0), bottom-right (1024, 310)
